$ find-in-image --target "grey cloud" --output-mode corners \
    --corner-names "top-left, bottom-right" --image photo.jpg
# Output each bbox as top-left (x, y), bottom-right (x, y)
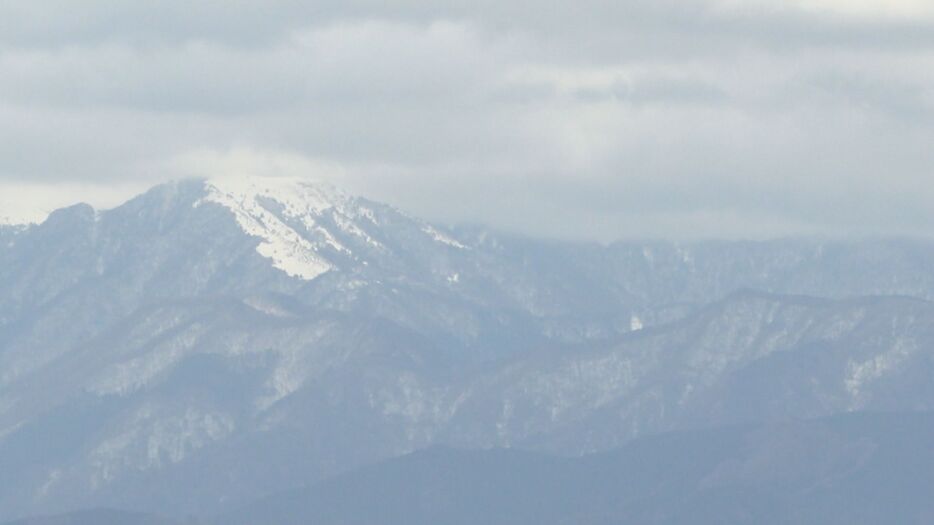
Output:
top-left (571, 76), bottom-right (732, 106)
top-left (803, 70), bottom-right (934, 124)
top-left (0, 20), bottom-right (518, 114)
top-left (0, 44), bottom-right (305, 114)
top-left (1, 0), bottom-right (934, 241)
top-left (5, 1), bottom-right (934, 54)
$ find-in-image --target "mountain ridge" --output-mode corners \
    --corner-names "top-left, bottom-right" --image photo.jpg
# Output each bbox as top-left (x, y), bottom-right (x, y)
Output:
top-left (4, 177), bottom-right (934, 518)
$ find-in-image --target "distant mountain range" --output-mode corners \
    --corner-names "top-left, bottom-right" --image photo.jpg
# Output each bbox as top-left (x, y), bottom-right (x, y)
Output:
top-left (2, 177), bottom-right (934, 521)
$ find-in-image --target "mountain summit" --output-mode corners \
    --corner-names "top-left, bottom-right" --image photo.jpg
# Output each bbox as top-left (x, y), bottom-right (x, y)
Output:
top-left (201, 176), bottom-right (358, 280)
top-left (199, 176), bottom-right (464, 280)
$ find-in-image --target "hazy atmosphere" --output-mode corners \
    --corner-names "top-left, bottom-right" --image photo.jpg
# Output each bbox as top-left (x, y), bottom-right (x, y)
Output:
top-left (5, 3), bottom-right (934, 524)
top-left (3, 0), bottom-right (934, 239)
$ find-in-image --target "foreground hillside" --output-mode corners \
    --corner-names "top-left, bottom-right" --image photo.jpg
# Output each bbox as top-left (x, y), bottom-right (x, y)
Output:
top-left (2, 509), bottom-right (182, 525)
top-left (7, 411), bottom-right (933, 525)
top-left (225, 411), bottom-right (934, 525)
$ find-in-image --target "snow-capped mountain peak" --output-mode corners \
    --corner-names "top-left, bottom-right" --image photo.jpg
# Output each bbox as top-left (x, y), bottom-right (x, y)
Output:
top-left (195, 175), bottom-right (468, 281)
top-left (198, 176), bottom-right (353, 280)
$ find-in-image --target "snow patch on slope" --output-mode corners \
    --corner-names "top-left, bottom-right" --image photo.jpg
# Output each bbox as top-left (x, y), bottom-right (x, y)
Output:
top-left (199, 176), bottom-right (345, 280)
top-left (89, 406), bottom-right (234, 488)
top-left (844, 337), bottom-right (916, 409)
top-left (630, 315), bottom-right (644, 331)
top-left (422, 224), bottom-right (467, 249)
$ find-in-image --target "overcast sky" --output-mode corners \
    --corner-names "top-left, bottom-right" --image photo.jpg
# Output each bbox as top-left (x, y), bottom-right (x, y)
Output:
top-left (1, 0), bottom-right (933, 240)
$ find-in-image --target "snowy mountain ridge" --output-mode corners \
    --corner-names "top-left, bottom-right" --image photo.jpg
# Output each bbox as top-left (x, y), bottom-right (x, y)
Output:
top-left (197, 175), bottom-right (464, 280)
top-left (198, 176), bottom-right (352, 280)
